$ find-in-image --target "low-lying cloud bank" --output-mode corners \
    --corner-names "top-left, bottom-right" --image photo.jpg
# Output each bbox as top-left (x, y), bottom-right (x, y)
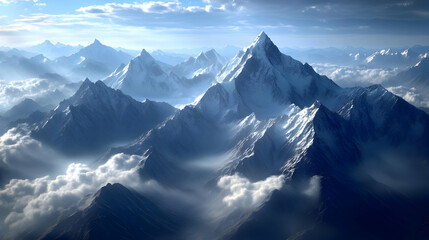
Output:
top-left (312, 63), bottom-right (400, 88)
top-left (0, 76), bottom-right (77, 113)
top-left (0, 153), bottom-right (144, 235)
top-left (218, 174), bottom-right (285, 209)
top-left (387, 86), bottom-right (429, 109)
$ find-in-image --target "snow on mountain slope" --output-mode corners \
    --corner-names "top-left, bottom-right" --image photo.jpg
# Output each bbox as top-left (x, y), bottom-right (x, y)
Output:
top-left (56, 39), bottom-right (133, 81)
top-left (14, 32), bottom-right (429, 240)
top-left (386, 57), bottom-right (429, 89)
top-left (31, 79), bottom-right (176, 154)
top-left (41, 183), bottom-right (184, 240)
top-left (104, 49), bottom-right (227, 106)
top-left (384, 57), bottom-right (429, 110)
top-left (107, 32), bottom-right (428, 191)
top-left (199, 32), bottom-right (344, 119)
top-left (365, 47), bottom-right (425, 68)
top-left (172, 49), bottom-right (227, 79)
top-left (104, 49), bottom-right (183, 100)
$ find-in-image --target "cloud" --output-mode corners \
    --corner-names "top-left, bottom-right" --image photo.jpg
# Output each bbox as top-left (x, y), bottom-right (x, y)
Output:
top-left (302, 175), bottom-right (322, 198)
top-left (0, 0), bottom-right (38, 4)
top-left (0, 126), bottom-right (58, 171)
top-left (217, 174), bottom-right (284, 208)
top-left (75, 1), bottom-right (230, 28)
top-left (312, 64), bottom-right (400, 87)
top-left (387, 85), bottom-right (429, 108)
top-left (0, 153), bottom-right (145, 234)
top-left (0, 77), bottom-right (76, 112)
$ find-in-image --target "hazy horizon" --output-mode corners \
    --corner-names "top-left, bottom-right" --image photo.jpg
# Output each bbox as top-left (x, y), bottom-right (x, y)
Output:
top-left (1, 0), bottom-right (428, 49)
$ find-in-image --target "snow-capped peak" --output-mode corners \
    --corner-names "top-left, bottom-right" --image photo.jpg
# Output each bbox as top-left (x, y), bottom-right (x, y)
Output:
top-left (137, 49), bottom-right (153, 59)
top-left (252, 31), bottom-right (269, 46)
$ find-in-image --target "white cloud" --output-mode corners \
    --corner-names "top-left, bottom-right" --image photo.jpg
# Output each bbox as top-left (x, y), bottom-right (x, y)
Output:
top-left (312, 64), bottom-right (400, 87)
top-left (302, 175), bottom-right (321, 198)
top-left (0, 153), bottom-right (145, 232)
top-left (0, 126), bottom-right (54, 166)
top-left (0, 0), bottom-right (38, 4)
top-left (0, 77), bottom-right (76, 112)
top-left (387, 85), bottom-right (429, 108)
top-left (217, 174), bottom-right (284, 208)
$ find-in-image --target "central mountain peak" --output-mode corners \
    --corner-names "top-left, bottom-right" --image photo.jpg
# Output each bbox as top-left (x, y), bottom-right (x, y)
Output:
top-left (199, 32), bottom-right (341, 119)
top-left (252, 31), bottom-right (270, 46)
top-left (137, 49), bottom-right (153, 60)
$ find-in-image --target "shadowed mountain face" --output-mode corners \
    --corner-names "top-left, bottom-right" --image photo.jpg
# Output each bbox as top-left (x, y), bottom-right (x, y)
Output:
top-left (41, 183), bottom-right (184, 240)
top-left (31, 79), bottom-right (176, 154)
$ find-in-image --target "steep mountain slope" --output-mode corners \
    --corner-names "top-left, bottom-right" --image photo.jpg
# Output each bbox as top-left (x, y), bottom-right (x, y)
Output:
top-left (383, 57), bottom-right (429, 111)
top-left (0, 53), bottom-right (55, 81)
top-left (41, 183), bottom-right (184, 240)
top-left (386, 57), bottom-right (429, 89)
top-left (104, 49), bottom-right (183, 100)
top-left (56, 39), bottom-right (132, 80)
top-left (31, 79), bottom-right (176, 154)
top-left (108, 32), bottom-right (429, 239)
top-left (171, 49), bottom-right (227, 79)
top-left (104, 49), bottom-right (226, 105)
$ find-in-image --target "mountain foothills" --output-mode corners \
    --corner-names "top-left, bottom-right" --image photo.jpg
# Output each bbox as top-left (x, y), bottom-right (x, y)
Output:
top-left (0, 33), bottom-right (429, 240)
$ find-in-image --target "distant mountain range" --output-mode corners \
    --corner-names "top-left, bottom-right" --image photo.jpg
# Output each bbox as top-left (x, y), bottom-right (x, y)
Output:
top-left (104, 48), bottom-right (227, 106)
top-left (25, 40), bottom-right (83, 59)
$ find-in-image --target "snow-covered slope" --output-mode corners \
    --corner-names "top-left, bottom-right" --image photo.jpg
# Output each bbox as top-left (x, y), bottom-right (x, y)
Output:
top-left (56, 39), bottom-right (133, 81)
top-left (199, 32), bottom-right (343, 119)
top-left (31, 79), bottom-right (176, 154)
top-left (172, 49), bottom-right (227, 79)
top-left (111, 32), bottom-right (429, 185)
top-left (101, 33), bottom-right (429, 240)
top-left (104, 49), bottom-right (183, 100)
top-left (383, 57), bottom-right (429, 110)
top-left (365, 48), bottom-right (425, 68)
top-left (386, 57), bottom-right (429, 88)
top-left (104, 49), bottom-right (226, 106)
top-left (6, 32), bottom-right (429, 240)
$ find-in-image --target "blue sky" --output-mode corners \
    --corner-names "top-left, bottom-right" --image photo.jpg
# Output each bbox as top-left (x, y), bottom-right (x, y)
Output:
top-left (1, 0), bottom-right (429, 50)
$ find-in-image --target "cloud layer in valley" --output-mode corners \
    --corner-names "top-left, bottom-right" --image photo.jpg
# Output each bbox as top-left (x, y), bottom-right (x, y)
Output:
top-left (0, 153), bottom-right (144, 236)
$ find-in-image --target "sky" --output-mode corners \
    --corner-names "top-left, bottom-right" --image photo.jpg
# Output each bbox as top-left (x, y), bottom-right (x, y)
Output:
top-left (0, 0), bottom-right (429, 50)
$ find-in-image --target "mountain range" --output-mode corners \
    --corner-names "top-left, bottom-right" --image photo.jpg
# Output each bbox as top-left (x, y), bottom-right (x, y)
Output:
top-left (104, 49), bottom-right (227, 105)
top-left (25, 40), bottom-right (83, 59)
top-left (103, 32), bottom-right (429, 239)
top-left (1, 32), bottom-right (429, 240)
top-left (55, 39), bottom-right (133, 81)
top-left (31, 79), bottom-right (176, 154)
